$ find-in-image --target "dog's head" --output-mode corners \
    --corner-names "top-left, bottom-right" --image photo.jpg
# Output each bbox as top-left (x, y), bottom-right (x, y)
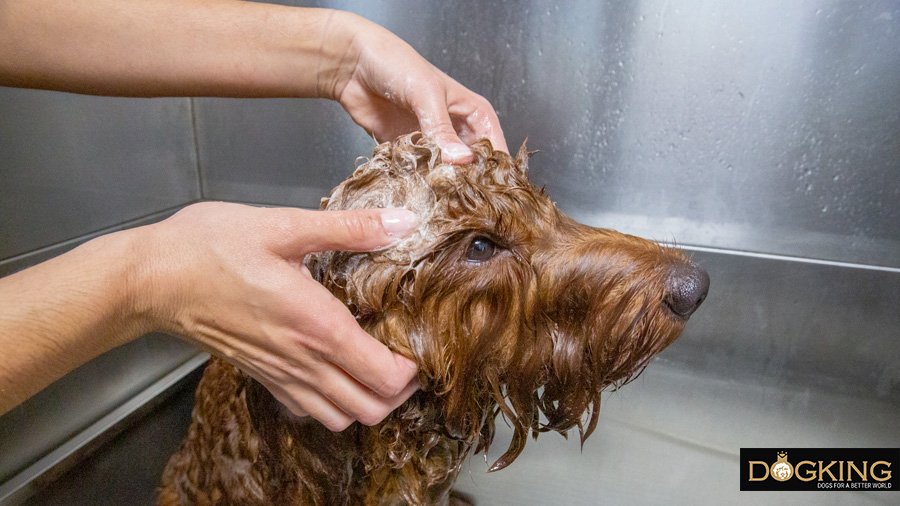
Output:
top-left (307, 133), bottom-right (708, 470)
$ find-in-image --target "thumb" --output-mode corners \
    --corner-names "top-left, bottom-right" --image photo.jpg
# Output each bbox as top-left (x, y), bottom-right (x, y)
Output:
top-left (276, 208), bottom-right (419, 256)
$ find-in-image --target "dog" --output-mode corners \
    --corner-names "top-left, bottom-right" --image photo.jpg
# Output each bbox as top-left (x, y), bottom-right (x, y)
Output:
top-left (158, 133), bottom-right (709, 506)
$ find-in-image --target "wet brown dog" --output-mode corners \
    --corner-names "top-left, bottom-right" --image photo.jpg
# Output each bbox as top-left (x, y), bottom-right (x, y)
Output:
top-left (158, 133), bottom-right (708, 506)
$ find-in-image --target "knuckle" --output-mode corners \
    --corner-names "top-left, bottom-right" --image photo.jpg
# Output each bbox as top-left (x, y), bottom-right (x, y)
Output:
top-left (417, 71), bottom-right (446, 93)
top-left (429, 77), bottom-right (449, 96)
top-left (285, 404), bottom-right (308, 418)
top-left (300, 300), bottom-right (354, 358)
top-left (322, 416), bottom-right (353, 432)
top-left (470, 92), bottom-right (492, 109)
top-left (338, 212), bottom-right (379, 245)
top-left (373, 373), bottom-right (407, 398)
top-left (323, 310), bottom-right (356, 350)
top-left (357, 407), bottom-right (389, 427)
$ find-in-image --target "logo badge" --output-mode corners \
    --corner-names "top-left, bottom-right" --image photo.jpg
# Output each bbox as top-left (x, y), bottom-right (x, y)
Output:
top-left (770, 451), bottom-right (793, 482)
top-left (741, 448), bottom-right (899, 491)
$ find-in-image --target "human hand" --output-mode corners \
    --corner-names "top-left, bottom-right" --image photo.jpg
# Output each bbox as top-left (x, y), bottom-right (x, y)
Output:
top-left (1, 2), bottom-right (504, 163)
top-left (321, 12), bottom-right (508, 164)
top-left (133, 202), bottom-right (420, 431)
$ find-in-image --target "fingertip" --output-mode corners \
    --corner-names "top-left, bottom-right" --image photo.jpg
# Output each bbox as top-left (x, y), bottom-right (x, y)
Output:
top-left (322, 417), bottom-right (354, 432)
top-left (379, 208), bottom-right (418, 239)
top-left (441, 142), bottom-right (474, 164)
top-left (294, 208), bottom-right (419, 254)
top-left (391, 378), bottom-right (421, 409)
top-left (403, 376), bottom-right (421, 396)
top-left (390, 355), bottom-right (419, 396)
top-left (284, 406), bottom-right (309, 421)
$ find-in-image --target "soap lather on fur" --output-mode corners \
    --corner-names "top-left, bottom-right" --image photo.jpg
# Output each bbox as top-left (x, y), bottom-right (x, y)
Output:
top-left (159, 133), bottom-right (709, 505)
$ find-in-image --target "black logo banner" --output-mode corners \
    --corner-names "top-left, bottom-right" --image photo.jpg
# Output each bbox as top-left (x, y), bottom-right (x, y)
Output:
top-left (740, 448), bottom-right (898, 491)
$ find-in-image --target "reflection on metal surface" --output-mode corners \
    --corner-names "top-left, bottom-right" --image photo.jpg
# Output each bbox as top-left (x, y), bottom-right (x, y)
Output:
top-left (193, 97), bottom-right (374, 207)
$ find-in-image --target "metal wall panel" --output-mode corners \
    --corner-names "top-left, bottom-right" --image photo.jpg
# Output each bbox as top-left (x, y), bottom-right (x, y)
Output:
top-left (0, 88), bottom-right (199, 260)
top-left (669, 248), bottom-right (899, 403)
top-left (200, 0), bottom-right (900, 267)
top-left (194, 97), bottom-right (373, 206)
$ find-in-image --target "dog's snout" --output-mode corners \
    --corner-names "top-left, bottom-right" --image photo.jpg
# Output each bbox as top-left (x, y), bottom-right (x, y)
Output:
top-left (664, 262), bottom-right (709, 319)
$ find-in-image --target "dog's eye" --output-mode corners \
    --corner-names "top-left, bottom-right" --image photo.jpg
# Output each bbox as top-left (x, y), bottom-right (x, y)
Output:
top-left (466, 237), bottom-right (497, 262)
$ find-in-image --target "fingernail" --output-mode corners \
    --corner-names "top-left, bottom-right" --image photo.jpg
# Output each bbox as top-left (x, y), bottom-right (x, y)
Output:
top-left (380, 209), bottom-right (418, 238)
top-left (442, 142), bottom-right (473, 164)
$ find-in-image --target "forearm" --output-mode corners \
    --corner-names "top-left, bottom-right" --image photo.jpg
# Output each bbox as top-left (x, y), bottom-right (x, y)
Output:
top-left (0, 0), bottom-right (359, 98)
top-left (0, 230), bottom-right (146, 415)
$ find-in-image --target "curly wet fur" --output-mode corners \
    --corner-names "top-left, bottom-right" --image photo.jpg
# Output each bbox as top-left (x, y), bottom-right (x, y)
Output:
top-left (159, 134), bottom-right (696, 505)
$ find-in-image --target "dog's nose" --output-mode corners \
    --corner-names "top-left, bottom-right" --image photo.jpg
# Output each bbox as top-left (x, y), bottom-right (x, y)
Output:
top-left (664, 262), bottom-right (709, 319)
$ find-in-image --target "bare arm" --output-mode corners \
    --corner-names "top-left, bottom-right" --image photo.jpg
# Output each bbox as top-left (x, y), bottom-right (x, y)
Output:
top-left (0, 203), bottom-right (420, 429)
top-left (0, 0), bottom-right (507, 158)
top-left (0, 0), bottom-right (346, 98)
top-left (0, 230), bottom-right (145, 413)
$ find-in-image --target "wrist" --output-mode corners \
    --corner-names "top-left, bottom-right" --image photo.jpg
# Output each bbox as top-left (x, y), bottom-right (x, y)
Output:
top-left (107, 225), bottom-right (165, 342)
top-left (311, 9), bottom-right (372, 101)
top-left (34, 228), bottom-right (155, 351)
